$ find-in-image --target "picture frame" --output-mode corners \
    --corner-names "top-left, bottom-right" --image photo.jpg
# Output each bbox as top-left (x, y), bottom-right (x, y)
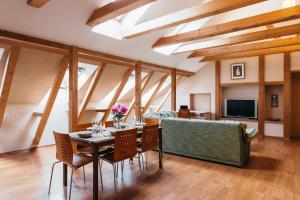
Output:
top-left (231, 63), bottom-right (245, 80)
top-left (271, 94), bottom-right (279, 108)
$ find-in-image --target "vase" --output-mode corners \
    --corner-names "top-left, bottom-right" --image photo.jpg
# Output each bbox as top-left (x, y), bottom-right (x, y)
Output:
top-left (115, 118), bottom-right (122, 129)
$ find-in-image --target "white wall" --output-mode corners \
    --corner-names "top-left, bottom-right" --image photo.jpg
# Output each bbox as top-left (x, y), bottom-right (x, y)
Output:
top-left (177, 63), bottom-right (216, 116)
top-left (176, 52), bottom-right (300, 138)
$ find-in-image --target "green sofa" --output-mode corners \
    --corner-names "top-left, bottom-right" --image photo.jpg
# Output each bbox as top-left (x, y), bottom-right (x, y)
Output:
top-left (161, 118), bottom-right (256, 167)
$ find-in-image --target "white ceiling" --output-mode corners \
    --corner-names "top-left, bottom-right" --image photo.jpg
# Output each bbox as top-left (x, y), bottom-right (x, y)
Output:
top-left (0, 0), bottom-right (299, 72)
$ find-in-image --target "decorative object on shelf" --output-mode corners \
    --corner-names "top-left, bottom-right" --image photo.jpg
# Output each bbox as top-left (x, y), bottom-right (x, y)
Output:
top-left (271, 94), bottom-right (279, 108)
top-left (231, 63), bottom-right (245, 80)
top-left (111, 103), bottom-right (128, 129)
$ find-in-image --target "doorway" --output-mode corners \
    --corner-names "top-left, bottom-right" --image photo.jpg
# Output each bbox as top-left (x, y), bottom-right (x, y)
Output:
top-left (291, 72), bottom-right (300, 138)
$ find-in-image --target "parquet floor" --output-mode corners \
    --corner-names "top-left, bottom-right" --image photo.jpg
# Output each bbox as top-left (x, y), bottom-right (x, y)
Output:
top-left (0, 137), bottom-right (300, 200)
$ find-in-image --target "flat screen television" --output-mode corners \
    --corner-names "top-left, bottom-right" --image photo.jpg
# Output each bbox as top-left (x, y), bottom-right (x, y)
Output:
top-left (224, 99), bottom-right (257, 119)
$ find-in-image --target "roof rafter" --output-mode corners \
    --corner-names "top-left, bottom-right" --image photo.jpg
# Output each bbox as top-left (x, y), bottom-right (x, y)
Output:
top-left (201, 44), bottom-right (300, 61)
top-left (78, 63), bottom-right (106, 121)
top-left (153, 5), bottom-right (300, 48)
top-left (101, 67), bottom-right (134, 123)
top-left (190, 35), bottom-right (300, 58)
top-left (142, 74), bottom-right (168, 114)
top-left (0, 47), bottom-right (19, 128)
top-left (178, 23), bottom-right (300, 55)
top-left (124, 0), bottom-right (267, 39)
top-left (86, 0), bottom-right (157, 27)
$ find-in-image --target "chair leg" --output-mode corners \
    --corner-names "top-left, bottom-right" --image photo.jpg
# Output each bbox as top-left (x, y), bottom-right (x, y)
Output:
top-left (48, 161), bottom-right (61, 194)
top-left (83, 166), bottom-right (86, 183)
top-left (145, 152), bottom-right (148, 170)
top-left (138, 154), bottom-right (143, 175)
top-left (116, 162), bottom-right (119, 178)
top-left (69, 169), bottom-right (75, 200)
top-left (140, 153), bottom-right (145, 173)
top-left (121, 160), bottom-right (124, 179)
top-left (112, 164), bottom-right (117, 191)
top-left (99, 159), bottom-right (104, 190)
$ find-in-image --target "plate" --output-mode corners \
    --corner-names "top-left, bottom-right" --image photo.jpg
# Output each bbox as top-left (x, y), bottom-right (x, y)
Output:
top-left (135, 122), bottom-right (146, 126)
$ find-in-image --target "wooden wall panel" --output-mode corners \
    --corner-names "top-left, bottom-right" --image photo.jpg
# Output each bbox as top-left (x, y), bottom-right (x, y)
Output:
top-left (135, 63), bottom-right (142, 120)
top-left (258, 55), bottom-right (265, 138)
top-left (284, 52), bottom-right (291, 139)
top-left (171, 69), bottom-right (176, 111)
top-left (215, 61), bottom-right (221, 120)
top-left (69, 47), bottom-right (78, 132)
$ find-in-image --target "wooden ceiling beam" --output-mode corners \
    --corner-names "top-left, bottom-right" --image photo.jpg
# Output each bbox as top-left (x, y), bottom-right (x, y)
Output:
top-left (190, 35), bottom-right (300, 58)
top-left (0, 47), bottom-right (20, 128)
top-left (0, 30), bottom-right (70, 55)
top-left (101, 67), bottom-right (134, 123)
top-left (142, 74), bottom-right (168, 114)
top-left (32, 56), bottom-right (69, 147)
top-left (201, 44), bottom-right (300, 61)
top-left (139, 61), bottom-right (195, 77)
top-left (87, 0), bottom-right (156, 27)
top-left (124, 0), bottom-right (266, 39)
top-left (154, 5), bottom-right (300, 48)
top-left (78, 63), bottom-right (106, 121)
top-left (181, 23), bottom-right (300, 55)
top-left (27, 0), bottom-right (49, 8)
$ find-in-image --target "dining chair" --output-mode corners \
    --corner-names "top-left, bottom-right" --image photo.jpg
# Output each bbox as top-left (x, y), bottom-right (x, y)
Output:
top-left (105, 120), bottom-right (114, 128)
top-left (49, 132), bottom-right (94, 200)
top-left (99, 128), bottom-right (138, 190)
top-left (137, 124), bottom-right (159, 173)
top-left (144, 118), bottom-right (160, 125)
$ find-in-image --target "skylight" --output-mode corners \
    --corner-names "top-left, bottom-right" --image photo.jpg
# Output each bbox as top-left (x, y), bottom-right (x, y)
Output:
top-left (92, 3), bottom-right (153, 40)
top-left (60, 62), bottom-right (98, 89)
top-left (118, 71), bottom-right (148, 99)
top-left (283, 0), bottom-right (296, 8)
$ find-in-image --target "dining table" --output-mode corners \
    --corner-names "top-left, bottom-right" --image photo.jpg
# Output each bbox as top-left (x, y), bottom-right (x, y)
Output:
top-left (63, 125), bottom-right (163, 200)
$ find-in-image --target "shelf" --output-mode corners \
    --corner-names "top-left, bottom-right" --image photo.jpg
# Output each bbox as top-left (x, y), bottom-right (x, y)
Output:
top-left (264, 81), bottom-right (284, 86)
top-left (85, 108), bottom-right (108, 113)
top-left (264, 120), bottom-right (283, 124)
top-left (32, 112), bottom-right (43, 117)
top-left (221, 82), bottom-right (259, 88)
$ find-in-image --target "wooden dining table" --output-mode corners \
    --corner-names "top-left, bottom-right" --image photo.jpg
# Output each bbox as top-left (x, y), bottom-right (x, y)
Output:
top-left (63, 126), bottom-right (163, 200)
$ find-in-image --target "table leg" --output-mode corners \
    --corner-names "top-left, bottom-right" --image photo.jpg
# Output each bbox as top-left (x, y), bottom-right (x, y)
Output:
top-left (63, 163), bottom-right (68, 186)
top-left (92, 145), bottom-right (99, 200)
top-left (159, 129), bottom-right (163, 169)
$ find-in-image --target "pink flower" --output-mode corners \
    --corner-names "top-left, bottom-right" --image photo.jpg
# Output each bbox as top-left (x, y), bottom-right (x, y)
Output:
top-left (120, 106), bottom-right (127, 114)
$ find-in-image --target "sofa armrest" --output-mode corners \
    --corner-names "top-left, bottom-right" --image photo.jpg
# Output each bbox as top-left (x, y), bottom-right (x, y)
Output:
top-left (245, 128), bottom-right (257, 142)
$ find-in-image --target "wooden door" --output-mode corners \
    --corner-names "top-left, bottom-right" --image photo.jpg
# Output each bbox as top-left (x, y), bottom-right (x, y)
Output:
top-left (291, 73), bottom-right (300, 138)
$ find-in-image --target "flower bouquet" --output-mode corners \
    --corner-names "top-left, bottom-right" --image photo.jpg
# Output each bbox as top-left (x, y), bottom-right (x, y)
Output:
top-left (111, 103), bottom-right (128, 129)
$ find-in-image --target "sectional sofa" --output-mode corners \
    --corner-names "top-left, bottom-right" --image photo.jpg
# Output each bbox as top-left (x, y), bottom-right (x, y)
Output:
top-left (143, 111), bottom-right (256, 167)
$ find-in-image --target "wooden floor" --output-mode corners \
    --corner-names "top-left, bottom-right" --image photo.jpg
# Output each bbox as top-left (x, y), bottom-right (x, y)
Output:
top-left (1, 137), bottom-right (300, 200)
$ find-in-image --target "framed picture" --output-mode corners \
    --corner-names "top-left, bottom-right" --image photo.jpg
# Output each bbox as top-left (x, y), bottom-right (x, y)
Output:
top-left (231, 63), bottom-right (245, 80)
top-left (271, 94), bottom-right (278, 108)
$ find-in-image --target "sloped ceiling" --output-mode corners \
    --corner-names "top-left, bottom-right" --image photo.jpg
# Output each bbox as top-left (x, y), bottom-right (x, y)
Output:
top-left (7, 48), bottom-right (63, 104)
top-left (0, 0), bottom-right (299, 73)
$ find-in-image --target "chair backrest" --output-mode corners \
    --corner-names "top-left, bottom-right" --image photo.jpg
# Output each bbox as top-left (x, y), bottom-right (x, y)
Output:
top-left (53, 132), bottom-right (73, 166)
top-left (141, 124), bottom-right (159, 152)
top-left (105, 120), bottom-right (114, 128)
top-left (76, 123), bottom-right (93, 131)
top-left (114, 128), bottom-right (137, 162)
top-left (144, 118), bottom-right (160, 125)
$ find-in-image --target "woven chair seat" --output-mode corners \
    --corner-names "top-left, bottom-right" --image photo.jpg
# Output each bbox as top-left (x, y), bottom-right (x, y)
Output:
top-left (72, 153), bottom-right (93, 168)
